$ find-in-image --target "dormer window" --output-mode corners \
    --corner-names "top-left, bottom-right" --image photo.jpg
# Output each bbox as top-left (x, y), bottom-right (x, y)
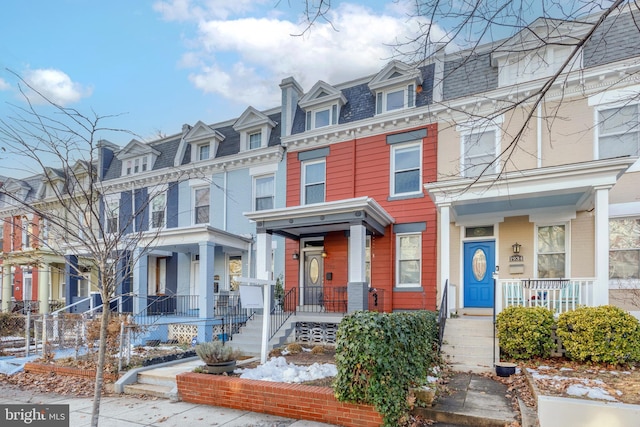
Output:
top-left (305, 104), bottom-right (338, 130)
top-left (299, 81), bottom-right (346, 132)
top-left (198, 143), bottom-right (210, 161)
top-left (369, 61), bottom-right (421, 116)
top-left (233, 106), bottom-right (275, 151)
top-left (249, 132), bottom-right (262, 149)
top-left (117, 139), bottom-right (159, 177)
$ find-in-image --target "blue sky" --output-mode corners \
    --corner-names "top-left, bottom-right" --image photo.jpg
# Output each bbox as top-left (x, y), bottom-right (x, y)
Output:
top-left (0, 0), bottom-right (434, 168)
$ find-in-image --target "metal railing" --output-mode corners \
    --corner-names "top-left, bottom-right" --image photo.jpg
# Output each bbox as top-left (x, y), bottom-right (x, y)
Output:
top-left (438, 280), bottom-right (449, 350)
top-left (297, 286), bottom-right (348, 313)
top-left (11, 300), bottom-right (40, 314)
top-left (270, 287), bottom-right (296, 340)
top-left (147, 294), bottom-right (200, 316)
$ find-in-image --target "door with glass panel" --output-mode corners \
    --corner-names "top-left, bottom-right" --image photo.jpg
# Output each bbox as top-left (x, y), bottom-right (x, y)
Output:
top-left (463, 241), bottom-right (495, 307)
top-left (303, 250), bottom-right (323, 306)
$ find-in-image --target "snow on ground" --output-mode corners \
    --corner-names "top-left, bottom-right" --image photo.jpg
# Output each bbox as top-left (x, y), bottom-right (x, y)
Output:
top-left (236, 356), bottom-right (337, 383)
top-left (526, 367), bottom-right (622, 402)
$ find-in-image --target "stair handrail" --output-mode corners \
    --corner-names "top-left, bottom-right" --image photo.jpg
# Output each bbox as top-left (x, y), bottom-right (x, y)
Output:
top-left (51, 296), bottom-right (94, 316)
top-left (437, 279), bottom-right (448, 351)
top-left (269, 287), bottom-right (296, 340)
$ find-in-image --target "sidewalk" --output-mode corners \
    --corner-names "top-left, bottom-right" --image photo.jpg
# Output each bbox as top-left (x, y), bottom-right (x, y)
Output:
top-left (0, 384), bottom-right (339, 427)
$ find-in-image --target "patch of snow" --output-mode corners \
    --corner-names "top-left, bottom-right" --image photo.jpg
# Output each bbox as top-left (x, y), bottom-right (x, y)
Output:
top-left (559, 367), bottom-right (574, 372)
top-left (566, 384), bottom-right (617, 401)
top-left (237, 356), bottom-right (337, 383)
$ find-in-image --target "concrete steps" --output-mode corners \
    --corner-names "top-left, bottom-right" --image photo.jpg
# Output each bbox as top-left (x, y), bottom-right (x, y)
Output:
top-left (441, 316), bottom-right (498, 373)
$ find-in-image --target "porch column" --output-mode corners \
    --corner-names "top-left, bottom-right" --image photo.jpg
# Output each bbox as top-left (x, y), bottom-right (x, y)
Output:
top-left (594, 186), bottom-right (611, 306)
top-left (439, 204), bottom-right (452, 314)
top-left (2, 264), bottom-right (11, 312)
top-left (256, 232), bottom-right (273, 281)
top-left (347, 224), bottom-right (368, 312)
top-left (64, 255), bottom-right (78, 313)
top-left (132, 249), bottom-right (148, 316)
top-left (197, 241), bottom-right (215, 343)
top-left (38, 264), bottom-right (50, 314)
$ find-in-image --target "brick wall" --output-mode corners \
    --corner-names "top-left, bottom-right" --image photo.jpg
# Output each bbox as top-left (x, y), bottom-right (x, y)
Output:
top-left (24, 362), bottom-right (119, 382)
top-left (177, 372), bottom-right (383, 427)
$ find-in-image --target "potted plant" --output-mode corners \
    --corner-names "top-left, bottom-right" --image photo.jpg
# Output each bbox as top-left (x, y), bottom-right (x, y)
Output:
top-left (195, 341), bottom-right (242, 374)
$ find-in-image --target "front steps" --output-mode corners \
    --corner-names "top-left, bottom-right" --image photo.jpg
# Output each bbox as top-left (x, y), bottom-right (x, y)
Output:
top-left (441, 312), bottom-right (498, 373)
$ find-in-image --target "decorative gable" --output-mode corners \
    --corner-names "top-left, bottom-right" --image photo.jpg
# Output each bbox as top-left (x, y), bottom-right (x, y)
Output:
top-left (491, 17), bottom-right (591, 87)
top-left (3, 179), bottom-right (31, 206)
top-left (233, 107), bottom-right (276, 151)
top-left (298, 81), bottom-right (347, 130)
top-left (184, 121), bottom-right (226, 162)
top-left (116, 139), bottom-right (161, 177)
top-left (368, 61), bottom-right (422, 115)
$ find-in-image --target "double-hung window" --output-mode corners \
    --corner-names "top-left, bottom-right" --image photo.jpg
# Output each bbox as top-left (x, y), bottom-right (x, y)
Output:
top-left (254, 175), bottom-right (274, 210)
top-left (150, 190), bottom-right (167, 229)
top-left (462, 130), bottom-right (497, 178)
top-left (302, 159), bottom-right (326, 204)
top-left (105, 196), bottom-right (120, 234)
top-left (609, 217), bottom-right (640, 279)
top-left (391, 143), bottom-right (421, 196)
top-left (396, 233), bottom-right (421, 287)
top-left (598, 104), bottom-right (640, 159)
top-left (305, 105), bottom-right (338, 130)
top-left (198, 144), bottom-right (210, 161)
top-left (376, 84), bottom-right (415, 114)
top-left (249, 132), bottom-right (262, 149)
top-left (537, 224), bottom-right (566, 278)
top-left (194, 187), bottom-right (210, 224)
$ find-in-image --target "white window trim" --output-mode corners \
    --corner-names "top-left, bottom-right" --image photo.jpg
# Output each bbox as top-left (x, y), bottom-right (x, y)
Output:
top-left (149, 184), bottom-right (168, 230)
top-left (253, 174), bottom-right (275, 211)
top-left (148, 256), bottom-right (167, 295)
top-left (301, 158), bottom-right (326, 205)
top-left (121, 155), bottom-right (150, 176)
top-left (375, 84), bottom-right (415, 115)
top-left (390, 141), bottom-right (423, 197)
top-left (593, 103), bottom-right (640, 172)
top-left (305, 104), bottom-right (339, 130)
top-left (458, 123), bottom-right (502, 178)
top-left (192, 185), bottom-right (210, 225)
top-left (104, 194), bottom-right (120, 234)
top-left (197, 143), bottom-right (210, 161)
top-left (395, 232), bottom-right (422, 288)
top-left (534, 222), bottom-right (571, 279)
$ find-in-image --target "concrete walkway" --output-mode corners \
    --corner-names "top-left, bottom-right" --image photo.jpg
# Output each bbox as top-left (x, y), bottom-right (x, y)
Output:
top-left (0, 385), bottom-right (339, 427)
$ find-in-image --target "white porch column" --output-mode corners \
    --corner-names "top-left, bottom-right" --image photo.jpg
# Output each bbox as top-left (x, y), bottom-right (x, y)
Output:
top-left (2, 264), bottom-right (11, 312)
top-left (132, 249), bottom-right (148, 316)
top-left (594, 186), bottom-right (611, 306)
top-left (197, 241), bottom-right (215, 343)
top-left (347, 224), bottom-right (367, 312)
top-left (439, 204), bottom-right (452, 313)
top-left (256, 232), bottom-right (273, 281)
top-left (38, 264), bottom-right (50, 314)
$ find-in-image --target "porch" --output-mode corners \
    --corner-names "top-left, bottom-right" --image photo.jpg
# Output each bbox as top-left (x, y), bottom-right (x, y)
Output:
top-left (497, 278), bottom-right (595, 315)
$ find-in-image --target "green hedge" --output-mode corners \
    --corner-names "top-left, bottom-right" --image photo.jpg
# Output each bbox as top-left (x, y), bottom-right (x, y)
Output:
top-left (496, 306), bottom-right (555, 360)
top-left (556, 305), bottom-right (640, 364)
top-left (334, 310), bottom-right (438, 427)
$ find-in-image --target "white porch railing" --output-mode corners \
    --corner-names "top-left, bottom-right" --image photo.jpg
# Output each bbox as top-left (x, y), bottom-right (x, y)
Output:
top-left (496, 278), bottom-right (595, 315)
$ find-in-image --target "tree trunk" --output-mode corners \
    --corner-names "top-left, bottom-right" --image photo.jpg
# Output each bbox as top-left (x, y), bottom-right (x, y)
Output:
top-left (90, 302), bottom-right (111, 427)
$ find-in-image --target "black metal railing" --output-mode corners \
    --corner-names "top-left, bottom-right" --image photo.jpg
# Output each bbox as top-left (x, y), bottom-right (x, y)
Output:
top-left (270, 287), bottom-right (296, 340)
top-left (368, 287), bottom-right (384, 312)
top-left (147, 295), bottom-right (200, 316)
top-left (11, 300), bottom-right (40, 314)
top-left (218, 305), bottom-right (253, 342)
top-left (298, 286), bottom-right (348, 313)
top-left (438, 280), bottom-right (449, 351)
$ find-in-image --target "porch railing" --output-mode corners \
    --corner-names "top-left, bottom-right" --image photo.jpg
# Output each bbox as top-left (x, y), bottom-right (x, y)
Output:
top-left (297, 286), bottom-right (348, 313)
top-left (11, 300), bottom-right (39, 314)
top-left (147, 294), bottom-right (200, 316)
top-left (498, 278), bottom-right (594, 315)
top-left (438, 280), bottom-right (449, 350)
top-left (270, 287), bottom-right (296, 340)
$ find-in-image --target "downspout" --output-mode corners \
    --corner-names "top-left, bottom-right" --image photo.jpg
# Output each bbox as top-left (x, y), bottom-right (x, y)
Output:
top-left (223, 168), bottom-right (228, 230)
top-left (537, 103), bottom-right (542, 168)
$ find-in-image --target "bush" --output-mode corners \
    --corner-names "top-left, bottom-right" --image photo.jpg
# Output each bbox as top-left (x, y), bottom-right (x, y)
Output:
top-left (0, 313), bottom-right (25, 337)
top-left (496, 306), bottom-right (555, 360)
top-left (334, 310), bottom-right (438, 427)
top-left (556, 305), bottom-right (640, 364)
top-left (195, 341), bottom-right (242, 364)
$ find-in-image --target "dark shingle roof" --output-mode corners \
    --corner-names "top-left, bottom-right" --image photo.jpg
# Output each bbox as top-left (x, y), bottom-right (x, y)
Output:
top-left (584, 9), bottom-right (640, 68)
top-left (442, 52), bottom-right (498, 101)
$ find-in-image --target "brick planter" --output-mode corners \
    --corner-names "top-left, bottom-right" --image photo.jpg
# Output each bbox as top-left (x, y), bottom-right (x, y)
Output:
top-left (177, 372), bottom-right (383, 427)
top-left (24, 362), bottom-right (119, 382)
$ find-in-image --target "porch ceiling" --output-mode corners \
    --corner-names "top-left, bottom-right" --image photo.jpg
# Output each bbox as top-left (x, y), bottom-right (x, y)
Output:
top-left (425, 157), bottom-right (637, 224)
top-left (244, 196), bottom-right (395, 240)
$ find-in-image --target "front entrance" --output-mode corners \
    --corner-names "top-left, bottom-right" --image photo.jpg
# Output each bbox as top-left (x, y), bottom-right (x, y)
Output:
top-left (463, 240), bottom-right (495, 308)
top-left (303, 250), bottom-right (323, 306)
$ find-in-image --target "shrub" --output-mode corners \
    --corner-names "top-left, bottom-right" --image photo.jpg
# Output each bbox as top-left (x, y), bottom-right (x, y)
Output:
top-left (285, 343), bottom-right (302, 354)
top-left (0, 313), bottom-right (25, 337)
top-left (496, 306), bottom-right (555, 360)
top-left (195, 341), bottom-right (242, 364)
top-left (311, 345), bottom-right (325, 354)
top-left (334, 310), bottom-right (438, 427)
top-left (556, 305), bottom-right (640, 364)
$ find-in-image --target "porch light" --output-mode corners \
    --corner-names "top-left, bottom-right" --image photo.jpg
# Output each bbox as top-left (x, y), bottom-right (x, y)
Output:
top-left (292, 251), bottom-right (299, 260)
top-left (321, 250), bottom-right (328, 258)
top-left (512, 242), bottom-right (522, 254)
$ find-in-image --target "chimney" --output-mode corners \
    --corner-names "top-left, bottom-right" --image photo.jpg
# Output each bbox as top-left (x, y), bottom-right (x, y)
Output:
top-left (279, 77), bottom-right (304, 138)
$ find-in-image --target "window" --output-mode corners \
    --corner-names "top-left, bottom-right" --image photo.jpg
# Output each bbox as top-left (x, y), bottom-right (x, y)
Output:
top-left (194, 187), bottom-right (210, 224)
top-left (302, 160), bottom-right (325, 204)
top-left (105, 196), bottom-right (119, 234)
top-left (148, 257), bottom-right (167, 295)
top-left (396, 233), bottom-right (421, 287)
top-left (462, 130), bottom-right (497, 178)
top-left (254, 175), bottom-right (274, 210)
top-left (609, 218), bottom-right (640, 279)
top-left (198, 144), bottom-right (210, 161)
top-left (305, 105), bottom-right (339, 130)
top-left (249, 132), bottom-right (262, 149)
top-left (537, 225), bottom-right (566, 278)
top-left (391, 143), bottom-right (421, 196)
top-left (228, 255), bottom-right (242, 291)
top-left (598, 105), bottom-right (640, 159)
top-left (78, 275), bottom-right (89, 297)
top-left (126, 160), bottom-right (132, 175)
top-left (142, 156), bottom-right (148, 172)
top-left (21, 218), bottom-right (30, 250)
top-left (376, 84), bottom-right (415, 114)
top-left (134, 158), bottom-right (140, 173)
top-left (150, 191), bottom-right (167, 229)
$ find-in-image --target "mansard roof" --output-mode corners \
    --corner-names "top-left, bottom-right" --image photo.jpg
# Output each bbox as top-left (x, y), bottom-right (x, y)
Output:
top-left (233, 106), bottom-right (276, 132)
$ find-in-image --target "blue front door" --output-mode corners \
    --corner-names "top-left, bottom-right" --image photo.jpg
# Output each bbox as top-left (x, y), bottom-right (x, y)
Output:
top-left (464, 240), bottom-right (495, 308)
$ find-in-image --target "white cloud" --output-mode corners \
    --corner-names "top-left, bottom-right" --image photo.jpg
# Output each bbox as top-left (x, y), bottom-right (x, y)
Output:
top-left (176, 2), bottom-right (437, 108)
top-left (153, 0), bottom-right (269, 21)
top-left (0, 78), bottom-right (10, 91)
top-left (23, 68), bottom-right (92, 106)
